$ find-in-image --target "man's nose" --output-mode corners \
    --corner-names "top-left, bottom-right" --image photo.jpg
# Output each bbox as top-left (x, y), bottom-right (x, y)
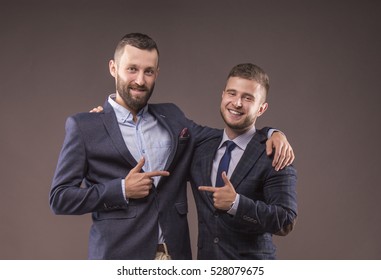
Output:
top-left (233, 97), bottom-right (242, 107)
top-left (135, 71), bottom-right (145, 86)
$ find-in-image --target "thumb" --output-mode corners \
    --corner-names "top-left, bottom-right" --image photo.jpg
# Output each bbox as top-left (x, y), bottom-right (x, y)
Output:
top-left (222, 172), bottom-right (234, 189)
top-left (266, 139), bottom-right (273, 156)
top-left (131, 157), bottom-right (145, 173)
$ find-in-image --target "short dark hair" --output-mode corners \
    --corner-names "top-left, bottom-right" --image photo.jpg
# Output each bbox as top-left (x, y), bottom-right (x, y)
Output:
top-left (114, 33), bottom-right (159, 61)
top-left (227, 63), bottom-right (270, 94)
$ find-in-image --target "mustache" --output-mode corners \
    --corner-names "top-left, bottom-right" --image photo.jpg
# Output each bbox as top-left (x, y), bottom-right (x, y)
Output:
top-left (128, 83), bottom-right (149, 91)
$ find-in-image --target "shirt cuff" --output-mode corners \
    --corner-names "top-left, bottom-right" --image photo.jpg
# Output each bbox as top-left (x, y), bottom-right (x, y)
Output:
top-left (267, 128), bottom-right (285, 139)
top-left (121, 179), bottom-right (129, 203)
top-left (227, 194), bottom-right (240, 215)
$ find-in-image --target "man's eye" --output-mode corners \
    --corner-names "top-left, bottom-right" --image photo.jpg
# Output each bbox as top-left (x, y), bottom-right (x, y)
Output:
top-left (127, 67), bottom-right (137, 72)
top-left (145, 70), bottom-right (155, 76)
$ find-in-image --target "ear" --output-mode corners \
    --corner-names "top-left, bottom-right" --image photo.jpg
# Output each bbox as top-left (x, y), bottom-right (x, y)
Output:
top-left (257, 102), bottom-right (268, 117)
top-left (109, 60), bottom-right (117, 77)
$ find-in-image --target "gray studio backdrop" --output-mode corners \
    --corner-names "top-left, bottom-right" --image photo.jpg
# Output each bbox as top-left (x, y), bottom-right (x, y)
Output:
top-left (1, 0), bottom-right (380, 259)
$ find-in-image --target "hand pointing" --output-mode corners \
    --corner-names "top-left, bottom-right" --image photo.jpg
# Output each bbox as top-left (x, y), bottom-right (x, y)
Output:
top-left (198, 172), bottom-right (237, 210)
top-left (124, 157), bottom-right (170, 199)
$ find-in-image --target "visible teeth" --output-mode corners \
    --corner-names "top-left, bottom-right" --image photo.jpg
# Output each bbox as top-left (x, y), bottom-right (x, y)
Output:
top-left (229, 109), bottom-right (242, 115)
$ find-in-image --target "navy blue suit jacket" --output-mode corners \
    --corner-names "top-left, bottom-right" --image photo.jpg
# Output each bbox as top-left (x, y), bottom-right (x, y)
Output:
top-left (190, 130), bottom-right (297, 259)
top-left (50, 100), bottom-right (217, 259)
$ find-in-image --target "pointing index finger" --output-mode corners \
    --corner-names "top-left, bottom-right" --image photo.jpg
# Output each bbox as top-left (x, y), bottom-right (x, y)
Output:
top-left (144, 170), bottom-right (170, 178)
top-left (198, 186), bottom-right (216, 193)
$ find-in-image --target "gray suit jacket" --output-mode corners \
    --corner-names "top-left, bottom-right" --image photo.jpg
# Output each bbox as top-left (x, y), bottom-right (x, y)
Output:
top-left (50, 100), bottom-right (217, 259)
top-left (190, 130), bottom-right (297, 259)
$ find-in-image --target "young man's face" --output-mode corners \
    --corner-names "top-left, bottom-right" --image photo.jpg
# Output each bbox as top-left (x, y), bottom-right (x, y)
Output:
top-left (220, 76), bottom-right (268, 137)
top-left (109, 45), bottom-right (159, 113)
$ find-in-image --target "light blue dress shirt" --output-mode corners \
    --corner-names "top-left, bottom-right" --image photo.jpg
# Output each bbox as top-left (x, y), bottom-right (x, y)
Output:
top-left (108, 94), bottom-right (171, 243)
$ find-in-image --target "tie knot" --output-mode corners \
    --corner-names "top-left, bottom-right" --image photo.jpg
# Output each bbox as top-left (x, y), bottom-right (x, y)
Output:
top-left (225, 140), bottom-right (236, 152)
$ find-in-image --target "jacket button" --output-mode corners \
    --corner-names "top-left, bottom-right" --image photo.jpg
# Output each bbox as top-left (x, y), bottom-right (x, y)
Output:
top-left (214, 237), bottom-right (219, 243)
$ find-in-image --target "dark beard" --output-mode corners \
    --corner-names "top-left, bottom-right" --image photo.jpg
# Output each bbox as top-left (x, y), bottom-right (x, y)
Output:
top-left (117, 80), bottom-right (155, 112)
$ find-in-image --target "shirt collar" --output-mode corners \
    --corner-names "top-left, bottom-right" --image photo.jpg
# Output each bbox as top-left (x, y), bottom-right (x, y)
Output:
top-left (108, 93), bottom-right (148, 123)
top-left (219, 126), bottom-right (256, 150)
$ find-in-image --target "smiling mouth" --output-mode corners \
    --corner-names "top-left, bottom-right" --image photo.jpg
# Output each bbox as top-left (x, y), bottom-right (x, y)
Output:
top-left (228, 109), bottom-right (243, 116)
top-left (129, 87), bottom-right (147, 94)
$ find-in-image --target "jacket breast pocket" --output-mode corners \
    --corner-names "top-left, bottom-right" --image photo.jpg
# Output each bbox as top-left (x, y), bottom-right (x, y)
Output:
top-left (93, 206), bottom-right (137, 220)
top-left (178, 136), bottom-right (190, 144)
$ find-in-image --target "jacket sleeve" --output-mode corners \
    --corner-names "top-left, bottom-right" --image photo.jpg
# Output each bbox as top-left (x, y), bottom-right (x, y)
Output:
top-left (49, 116), bottom-right (127, 215)
top-left (160, 103), bottom-right (221, 146)
top-left (234, 165), bottom-right (298, 236)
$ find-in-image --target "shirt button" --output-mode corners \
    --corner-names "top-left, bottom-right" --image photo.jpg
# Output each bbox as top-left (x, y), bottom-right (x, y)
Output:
top-left (214, 237), bottom-right (219, 244)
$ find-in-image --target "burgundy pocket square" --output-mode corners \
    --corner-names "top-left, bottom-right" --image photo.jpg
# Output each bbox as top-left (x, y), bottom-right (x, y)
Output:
top-left (179, 128), bottom-right (189, 138)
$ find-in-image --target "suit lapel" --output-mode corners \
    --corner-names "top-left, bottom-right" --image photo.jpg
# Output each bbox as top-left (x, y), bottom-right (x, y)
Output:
top-left (100, 101), bottom-right (137, 166)
top-left (230, 132), bottom-right (266, 189)
top-left (202, 138), bottom-right (221, 185)
top-left (197, 137), bottom-right (221, 204)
